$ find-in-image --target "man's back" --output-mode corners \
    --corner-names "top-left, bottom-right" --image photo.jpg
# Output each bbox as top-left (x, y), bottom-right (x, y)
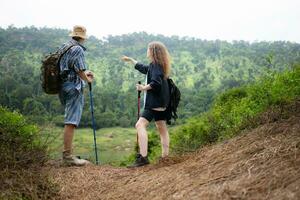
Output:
top-left (59, 39), bottom-right (87, 91)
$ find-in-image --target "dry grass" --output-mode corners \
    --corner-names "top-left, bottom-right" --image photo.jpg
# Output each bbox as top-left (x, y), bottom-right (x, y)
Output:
top-left (0, 130), bottom-right (59, 199)
top-left (0, 166), bottom-right (58, 200)
top-left (50, 102), bottom-right (300, 200)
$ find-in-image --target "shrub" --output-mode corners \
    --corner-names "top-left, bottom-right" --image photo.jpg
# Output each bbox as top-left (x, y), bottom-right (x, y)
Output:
top-left (0, 106), bottom-right (58, 199)
top-left (172, 65), bottom-right (300, 152)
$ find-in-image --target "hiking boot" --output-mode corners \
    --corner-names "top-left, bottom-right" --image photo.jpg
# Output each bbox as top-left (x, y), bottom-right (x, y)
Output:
top-left (128, 153), bottom-right (149, 168)
top-left (63, 154), bottom-right (90, 166)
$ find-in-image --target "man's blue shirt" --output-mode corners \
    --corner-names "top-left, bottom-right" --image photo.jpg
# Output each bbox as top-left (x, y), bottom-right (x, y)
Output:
top-left (59, 39), bottom-right (87, 91)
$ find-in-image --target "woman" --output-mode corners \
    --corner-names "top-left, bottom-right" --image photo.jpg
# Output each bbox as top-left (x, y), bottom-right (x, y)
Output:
top-left (122, 41), bottom-right (171, 167)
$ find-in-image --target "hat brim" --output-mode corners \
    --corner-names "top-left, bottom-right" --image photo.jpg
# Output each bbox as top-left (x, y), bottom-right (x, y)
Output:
top-left (69, 33), bottom-right (87, 39)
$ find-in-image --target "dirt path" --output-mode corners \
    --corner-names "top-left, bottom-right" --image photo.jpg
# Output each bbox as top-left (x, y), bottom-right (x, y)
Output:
top-left (51, 115), bottom-right (300, 200)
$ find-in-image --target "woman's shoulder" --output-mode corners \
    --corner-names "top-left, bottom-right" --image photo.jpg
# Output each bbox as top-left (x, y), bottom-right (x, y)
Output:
top-left (150, 62), bottom-right (160, 67)
top-left (150, 62), bottom-right (163, 73)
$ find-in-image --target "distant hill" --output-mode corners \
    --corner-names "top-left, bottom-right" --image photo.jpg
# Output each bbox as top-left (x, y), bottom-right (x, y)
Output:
top-left (1, 26), bottom-right (300, 127)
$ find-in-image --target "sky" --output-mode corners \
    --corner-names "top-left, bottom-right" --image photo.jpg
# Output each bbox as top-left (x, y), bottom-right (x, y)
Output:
top-left (1, 0), bottom-right (300, 42)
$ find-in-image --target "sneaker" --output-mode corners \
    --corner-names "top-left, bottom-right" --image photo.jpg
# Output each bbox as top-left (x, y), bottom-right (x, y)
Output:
top-left (63, 155), bottom-right (90, 166)
top-left (128, 153), bottom-right (149, 168)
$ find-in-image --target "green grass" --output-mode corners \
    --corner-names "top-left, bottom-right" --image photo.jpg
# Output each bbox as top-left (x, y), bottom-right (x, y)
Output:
top-left (40, 125), bottom-right (137, 165)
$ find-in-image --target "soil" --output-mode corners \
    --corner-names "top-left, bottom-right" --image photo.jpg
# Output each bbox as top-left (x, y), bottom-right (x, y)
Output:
top-left (50, 113), bottom-right (300, 200)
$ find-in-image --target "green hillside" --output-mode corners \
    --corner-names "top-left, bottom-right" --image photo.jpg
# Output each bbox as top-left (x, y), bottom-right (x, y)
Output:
top-left (171, 65), bottom-right (300, 153)
top-left (1, 26), bottom-right (300, 128)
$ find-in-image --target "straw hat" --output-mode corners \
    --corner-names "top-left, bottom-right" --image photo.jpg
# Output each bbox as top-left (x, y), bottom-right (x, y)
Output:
top-left (69, 25), bottom-right (87, 39)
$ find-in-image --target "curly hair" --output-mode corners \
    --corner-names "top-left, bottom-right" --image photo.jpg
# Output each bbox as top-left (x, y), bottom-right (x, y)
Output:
top-left (148, 41), bottom-right (171, 79)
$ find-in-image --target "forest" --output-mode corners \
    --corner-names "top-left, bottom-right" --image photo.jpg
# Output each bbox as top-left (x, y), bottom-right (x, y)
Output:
top-left (1, 26), bottom-right (300, 128)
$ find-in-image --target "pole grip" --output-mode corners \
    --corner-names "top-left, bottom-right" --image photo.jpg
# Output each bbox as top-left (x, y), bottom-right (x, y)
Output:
top-left (88, 82), bottom-right (92, 91)
top-left (138, 81), bottom-right (141, 98)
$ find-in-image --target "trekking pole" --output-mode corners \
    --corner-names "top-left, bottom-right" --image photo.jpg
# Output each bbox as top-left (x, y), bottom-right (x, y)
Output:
top-left (137, 81), bottom-right (141, 120)
top-left (136, 81), bottom-right (141, 152)
top-left (88, 82), bottom-right (99, 165)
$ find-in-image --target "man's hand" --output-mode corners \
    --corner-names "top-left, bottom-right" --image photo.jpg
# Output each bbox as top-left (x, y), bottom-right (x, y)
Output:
top-left (79, 70), bottom-right (94, 83)
top-left (85, 70), bottom-right (94, 83)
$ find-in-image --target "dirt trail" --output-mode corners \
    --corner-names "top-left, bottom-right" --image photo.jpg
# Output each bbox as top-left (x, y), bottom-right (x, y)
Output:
top-left (51, 115), bottom-right (300, 200)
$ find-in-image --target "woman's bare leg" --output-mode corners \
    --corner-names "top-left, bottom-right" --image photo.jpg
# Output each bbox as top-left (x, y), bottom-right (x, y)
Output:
top-left (135, 117), bottom-right (149, 157)
top-left (155, 120), bottom-right (169, 157)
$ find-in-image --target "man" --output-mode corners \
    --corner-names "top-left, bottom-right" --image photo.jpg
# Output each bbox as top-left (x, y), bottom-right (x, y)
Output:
top-left (59, 25), bottom-right (94, 166)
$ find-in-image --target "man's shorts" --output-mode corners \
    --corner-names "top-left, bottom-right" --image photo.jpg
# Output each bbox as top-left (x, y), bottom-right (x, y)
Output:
top-left (141, 109), bottom-right (167, 122)
top-left (59, 82), bottom-right (84, 127)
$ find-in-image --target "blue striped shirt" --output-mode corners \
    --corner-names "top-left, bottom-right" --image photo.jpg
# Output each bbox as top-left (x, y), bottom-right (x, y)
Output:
top-left (59, 39), bottom-right (87, 91)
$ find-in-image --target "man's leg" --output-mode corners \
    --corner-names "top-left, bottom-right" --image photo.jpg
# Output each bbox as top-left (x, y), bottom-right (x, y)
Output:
top-left (62, 123), bottom-right (90, 166)
top-left (62, 91), bottom-right (90, 166)
top-left (63, 124), bottom-right (76, 157)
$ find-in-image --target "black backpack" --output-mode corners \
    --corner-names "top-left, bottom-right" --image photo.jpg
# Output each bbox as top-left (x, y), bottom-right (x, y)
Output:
top-left (40, 44), bottom-right (75, 94)
top-left (166, 78), bottom-right (181, 125)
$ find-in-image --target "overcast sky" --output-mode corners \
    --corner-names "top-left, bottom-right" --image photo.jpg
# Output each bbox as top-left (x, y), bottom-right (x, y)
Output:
top-left (1, 0), bottom-right (300, 42)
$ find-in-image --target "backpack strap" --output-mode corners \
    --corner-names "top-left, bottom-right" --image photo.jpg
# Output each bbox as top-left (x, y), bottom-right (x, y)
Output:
top-left (57, 43), bottom-right (77, 65)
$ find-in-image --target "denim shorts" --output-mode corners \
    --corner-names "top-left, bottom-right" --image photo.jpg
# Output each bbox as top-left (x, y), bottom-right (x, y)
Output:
top-left (141, 109), bottom-right (167, 122)
top-left (59, 82), bottom-right (84, 127)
